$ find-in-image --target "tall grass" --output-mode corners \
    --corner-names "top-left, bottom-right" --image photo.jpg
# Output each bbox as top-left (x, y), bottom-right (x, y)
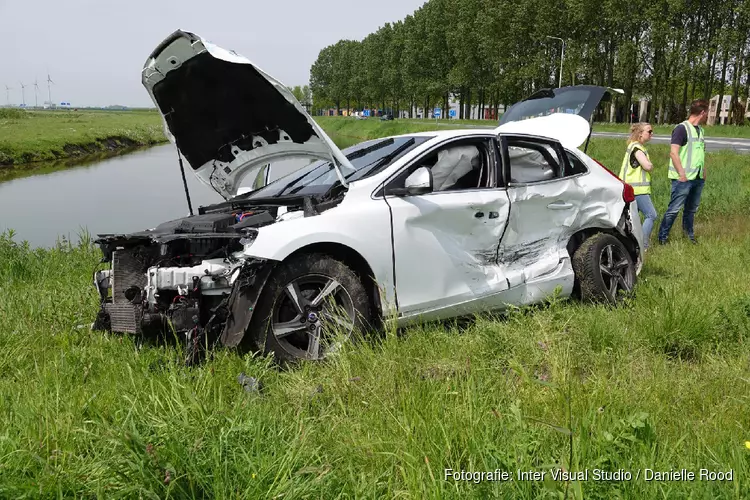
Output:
top-left (1, 132), bottom-right (749, 497)
top-left (0, 109), bottom-right (167, 165)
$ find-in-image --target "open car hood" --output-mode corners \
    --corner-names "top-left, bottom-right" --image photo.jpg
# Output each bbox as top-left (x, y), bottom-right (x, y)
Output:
top-left (496, 85), bottom-right (624, 148)
top-left (142, 30), bottom-right (354, 200)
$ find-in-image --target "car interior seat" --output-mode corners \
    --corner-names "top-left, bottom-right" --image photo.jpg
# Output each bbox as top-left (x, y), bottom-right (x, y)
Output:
top-left (431, 145), bottom-right (482, 191)
top-left (508, 146), bottom-right (556, 183)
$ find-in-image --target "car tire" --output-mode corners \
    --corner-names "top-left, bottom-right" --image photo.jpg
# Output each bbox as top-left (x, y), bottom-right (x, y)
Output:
top-left (247, 253), bottom-right (372, 364)
top-left (572, 233), bottom-right (636, 304)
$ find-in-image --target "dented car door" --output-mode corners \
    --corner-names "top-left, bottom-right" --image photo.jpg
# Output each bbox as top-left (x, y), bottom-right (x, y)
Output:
top-left (497, 135), bottom-right (586, 287)
top-left (380, 137), bottom-right (512, 321)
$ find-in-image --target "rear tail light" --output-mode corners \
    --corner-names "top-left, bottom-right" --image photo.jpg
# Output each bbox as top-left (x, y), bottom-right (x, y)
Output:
top-left (592, 157), bottom-right (635, 203)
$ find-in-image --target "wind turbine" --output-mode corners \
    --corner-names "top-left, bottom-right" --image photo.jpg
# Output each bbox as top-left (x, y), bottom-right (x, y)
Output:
top-left (4, 84), bottom-right (11, 106)
top-left (46, 73), bottom-right (54, 107)
top-left (34, 79), bottom-right (40, 108)
top-left (19, 82), bottom-right (26, 107)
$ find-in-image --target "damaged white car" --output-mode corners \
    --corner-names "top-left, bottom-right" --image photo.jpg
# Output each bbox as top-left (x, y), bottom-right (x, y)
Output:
top-left (92, 30), bottom-right (644, 364)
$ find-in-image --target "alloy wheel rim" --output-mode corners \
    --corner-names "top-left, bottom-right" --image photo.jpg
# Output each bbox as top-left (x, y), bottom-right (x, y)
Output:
top-left (271, 274), bottom-right (356, 360)
top-left (598, 244), bottom-right (633, 300)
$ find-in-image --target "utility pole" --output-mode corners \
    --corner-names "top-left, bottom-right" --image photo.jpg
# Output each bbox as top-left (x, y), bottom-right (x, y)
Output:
top-left (546, 36), bottom-right (566, 88)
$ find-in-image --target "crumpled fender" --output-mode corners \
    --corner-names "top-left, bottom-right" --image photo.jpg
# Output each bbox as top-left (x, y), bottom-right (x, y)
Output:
top-left (220, 258), bottom-right (277, 348)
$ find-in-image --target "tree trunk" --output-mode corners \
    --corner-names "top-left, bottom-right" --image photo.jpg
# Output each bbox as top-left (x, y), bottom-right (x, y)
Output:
top-left (690, 72), bottom-right (699, 103)
top-left (703, 50), bottom-right (717, 101)
top-left (479, 87), bottom-right (484, 120)
top-left (459, 89), bottom-right (465, 119)
top-left (680, 77), bottom-right (689, 120)
top-left (729, 57), bottom-right (740, 124)
top-left (649, 51), bottom-right (660, 123)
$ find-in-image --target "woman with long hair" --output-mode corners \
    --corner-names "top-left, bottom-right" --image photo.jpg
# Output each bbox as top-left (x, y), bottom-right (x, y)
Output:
top-left (619, 122), bottom-right (657, 250)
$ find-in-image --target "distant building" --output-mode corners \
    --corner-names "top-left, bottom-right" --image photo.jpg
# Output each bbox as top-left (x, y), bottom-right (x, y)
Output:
top-left (708, 95), bottom-right (732, 125)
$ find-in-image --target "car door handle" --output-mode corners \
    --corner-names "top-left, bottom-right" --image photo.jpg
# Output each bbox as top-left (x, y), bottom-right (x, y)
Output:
top-left (547, 201), bottom-right (573, 210)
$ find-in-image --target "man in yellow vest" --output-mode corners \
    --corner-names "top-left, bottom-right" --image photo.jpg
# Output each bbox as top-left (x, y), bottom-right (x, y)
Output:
top-left (657, 99), bottom-right (708, 245)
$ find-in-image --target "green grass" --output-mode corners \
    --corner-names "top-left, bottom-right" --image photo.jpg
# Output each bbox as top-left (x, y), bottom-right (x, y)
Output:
top-left (2, 122), bottom-right (750, 498)
top-left (0, 109), bottom-right (167, 165)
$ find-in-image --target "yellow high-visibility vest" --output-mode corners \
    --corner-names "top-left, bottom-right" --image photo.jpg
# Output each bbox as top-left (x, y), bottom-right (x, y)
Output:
top-left (619, 141), bottom-right (651, 195)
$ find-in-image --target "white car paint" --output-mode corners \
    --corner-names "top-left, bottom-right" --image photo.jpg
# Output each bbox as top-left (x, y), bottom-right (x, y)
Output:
top-left (141, 31), bottom-right (355, 200)
top-left (135, 30), bottom-right (645, 336)
top-left (243, 127), bottom-right (643, 322)
top-left (495, 112), bottom-right (592, 149)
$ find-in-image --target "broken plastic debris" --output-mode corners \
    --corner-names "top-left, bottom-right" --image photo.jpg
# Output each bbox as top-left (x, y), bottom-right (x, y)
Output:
top-left (237, 372), bottom-right (262, 393)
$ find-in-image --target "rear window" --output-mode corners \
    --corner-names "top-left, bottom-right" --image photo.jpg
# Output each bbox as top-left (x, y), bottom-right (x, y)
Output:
top-left (499, 86), bottom-right (609, 125)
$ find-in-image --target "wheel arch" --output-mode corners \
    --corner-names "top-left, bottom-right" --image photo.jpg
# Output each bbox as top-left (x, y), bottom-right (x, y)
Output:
top-left (566, 224), bottom-right (640, 298)
top-left (284, 242), bottom-right (384, 325)
top-left (566, 207), bottom-right (640, 265)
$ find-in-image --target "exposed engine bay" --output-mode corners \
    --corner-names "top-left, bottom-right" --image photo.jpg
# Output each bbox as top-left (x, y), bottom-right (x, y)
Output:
top-left (91, 198), bottom-right (330, 360)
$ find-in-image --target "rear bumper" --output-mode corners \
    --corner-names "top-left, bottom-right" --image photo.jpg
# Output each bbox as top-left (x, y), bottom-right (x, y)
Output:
top-left (626, 200), bottom-right (645, 273)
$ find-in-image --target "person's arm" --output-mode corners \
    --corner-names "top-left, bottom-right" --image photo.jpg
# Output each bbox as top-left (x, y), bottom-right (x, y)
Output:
top-left (670, 126), bottom-right (688, 182)
top-left (634, 150), bottom-right (653, 171)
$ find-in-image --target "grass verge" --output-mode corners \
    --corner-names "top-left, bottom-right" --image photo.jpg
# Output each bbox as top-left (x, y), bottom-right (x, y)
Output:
top-left (0, 109), bottom-right (167, 165)
top-left (1, 119), bottom-right (749, 498)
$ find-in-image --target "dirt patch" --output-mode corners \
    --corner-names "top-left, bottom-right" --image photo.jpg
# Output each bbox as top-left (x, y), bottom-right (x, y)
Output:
top-left (61, 136), bottom-right (142, 158)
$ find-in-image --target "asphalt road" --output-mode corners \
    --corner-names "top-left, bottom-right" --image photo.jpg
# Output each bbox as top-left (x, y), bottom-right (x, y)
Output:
top-left (591, 132), bottom-right (750, 153)
top-left (401, 120), bottom-right (750, 153)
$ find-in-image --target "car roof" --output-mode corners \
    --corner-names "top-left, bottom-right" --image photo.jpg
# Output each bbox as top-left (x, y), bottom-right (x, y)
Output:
top-left (386, 128), bottom-right (495, 140)
top-left (382, 126), bottom-right (587, 152)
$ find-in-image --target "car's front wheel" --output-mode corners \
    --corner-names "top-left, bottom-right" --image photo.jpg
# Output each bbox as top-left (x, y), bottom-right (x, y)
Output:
top-left (248, 253), bottom-right (372, 364)
top-left (572, 233), bottom-right (636, 304)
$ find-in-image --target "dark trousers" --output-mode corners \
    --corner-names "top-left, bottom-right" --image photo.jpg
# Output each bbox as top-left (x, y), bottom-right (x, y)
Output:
top-left (657, 178), bottom-right (705, 241)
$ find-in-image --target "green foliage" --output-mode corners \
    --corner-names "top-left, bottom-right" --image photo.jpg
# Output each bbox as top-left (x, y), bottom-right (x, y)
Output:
top-left (0, 108), bottom-right (29, 119)
top-left (0, 109), bottom-right (167, 165)
top-left (309, 0), bottom-right (750, 123)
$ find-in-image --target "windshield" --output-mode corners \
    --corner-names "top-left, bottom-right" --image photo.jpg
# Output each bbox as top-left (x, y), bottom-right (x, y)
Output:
top-left (246, 135), bottom-right (431, 198)
top-left (498, 86), bottom-right (610, 125)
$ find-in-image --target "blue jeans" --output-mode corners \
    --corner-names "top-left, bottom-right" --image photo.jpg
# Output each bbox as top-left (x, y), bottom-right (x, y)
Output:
top-left (657, 178), bottom-right (705, 242)
top-left (635, 194), bottom-right (658, 248)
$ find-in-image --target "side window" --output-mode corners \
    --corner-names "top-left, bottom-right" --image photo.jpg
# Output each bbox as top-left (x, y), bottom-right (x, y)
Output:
top-left (506, 138), bottom-right (563, 184)
top-left (564, 150), bottom-right (589, 177)
top-left (388, 138), bottom-right (496, 194)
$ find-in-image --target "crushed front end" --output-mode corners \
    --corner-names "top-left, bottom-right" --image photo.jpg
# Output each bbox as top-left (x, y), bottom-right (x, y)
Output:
top-left (92, 210), bottom-right (277, 362)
